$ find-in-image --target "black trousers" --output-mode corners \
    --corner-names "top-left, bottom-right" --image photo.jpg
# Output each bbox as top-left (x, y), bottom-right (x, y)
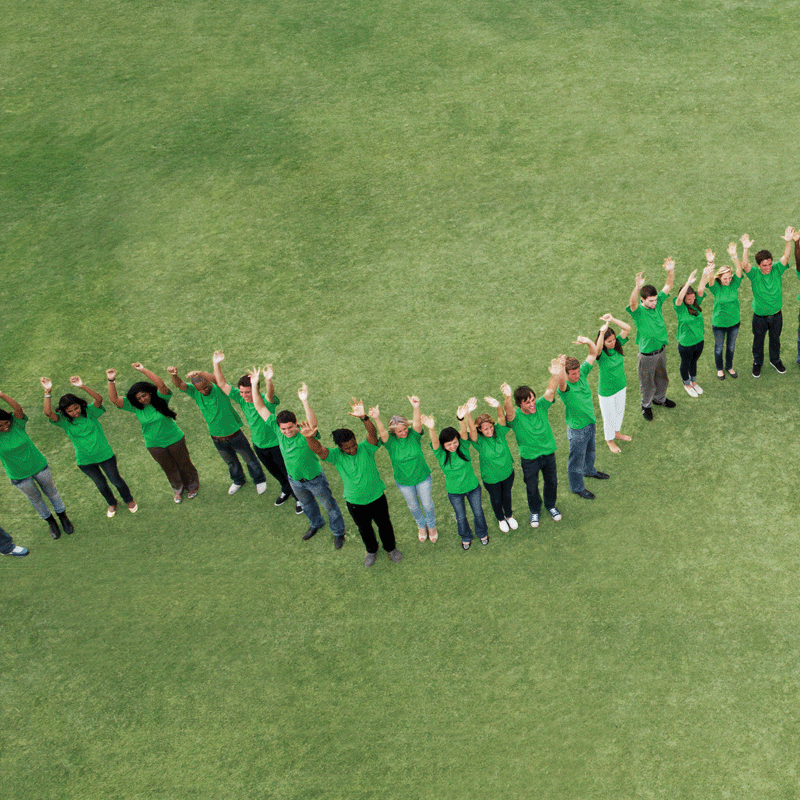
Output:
top-left (346, 494), bottom-right (395, 554)
top-left (254, 444), bottom-right (294, 496)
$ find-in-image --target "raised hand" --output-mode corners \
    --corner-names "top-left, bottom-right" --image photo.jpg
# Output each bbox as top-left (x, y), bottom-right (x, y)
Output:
top-left (549, 358), bottom-right (563, 376)
top-left (185, 370), bottom-right (201, 381)
top-left (299, 420), bottom-right (318, 438)
top-left (466, 397), bottom-right (478, 413)
top-left (664, 258), bottom-right (675, 272)
top-left (686, 269), bottom-right (698, 285)
top-left (368, 405), bottom-right (380, 419)
top-left (248, 368), bottom-right (261, 387)
top-left (500, 382), bottom-right (512, 398)
top-left (166, 366), bottom-right (178, 376)
top-left (600, 313), bottom-right (613, 323)
top-left (106, 368), bottom-right (117, 382)
top-left (599, 320), bottom-right (609, 334)
top-left (635, 271), bottom-right (646, 288)
top-left (40, 376), bottom-right (53, 392)
top-left (420, 414), bottom-right (435, 430)
top-left (69, 375), bottom-right (83, 388)
top-left (349, 398), bottom-right (365, 418)
top-left (741, 234), bottom-right (754, 249)
top-left (264, 364), bottom-right (274, 381)
top-left (557, 354), bottom-right (567, 367)
top-left (212, 350), bottom-right (225, 365)
top-left (132, 362), bottom-right (144, 372)
top-left (784, 226), bottom-right (795, 242)
top-left (573, 335), bottom-right (592, 345)
top-left (298, 383), bottom-right (309, 403)
top-left (484, 396), bottom-right (500, 408)
top-left (705, 249), bottom-right (715, 263)
top-left (727, 242), bottom-right (737, 257)
top-left (407, 395), bottom-right (420, 408)
top-left (456, 403), bottom-right (467, 419)
top-left (702, 265), bottom-right (715, 280)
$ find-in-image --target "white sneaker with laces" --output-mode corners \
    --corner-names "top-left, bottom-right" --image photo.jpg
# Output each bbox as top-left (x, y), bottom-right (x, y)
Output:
top-left (498, 519), bottom-right (510, 532)
top-left (507, 517), bottom-right (519, 530)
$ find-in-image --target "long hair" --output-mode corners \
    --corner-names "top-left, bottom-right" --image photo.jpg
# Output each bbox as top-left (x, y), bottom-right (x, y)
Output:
top-left (683, 286), bottom-right (701, 317)
top-left (126, 381), bottom-right (177, 419)
top-left (439, 426), bottom-right (468, 467)
top-left (598, 327), bottom-right (624, 356)
top-left (56, 393), bottom-right (88, 423)
top-left (474, 414), bottom-right (497, 439)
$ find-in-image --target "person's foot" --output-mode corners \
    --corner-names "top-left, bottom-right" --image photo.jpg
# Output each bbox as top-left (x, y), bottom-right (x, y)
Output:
top-left (692, 383), bottom-right (703, 395)
top-left (174, 492), bottom-right (183, 504)
top-left (303, 524), bottom-right (323, 540)
top-left (498, 519), bottom-right (510, 532)
top-left (607, 441), bottom-right (622, 453)
top-left (771, 360), bottom-right (786, 374)
top-left (6, 545), bottom-right (29, 557)
top-left (57, 511), bottom-right (74, 535)
top-left (573, 489), bottom-right (595, 500)
top-left (752, 362), bottom-right (761, 377)
top-left (653, 398), bottom-right (676, 408)
top-left (506, 517), bottom-right (518, 530)
top-left (256, 481), bottom-right (267, 495)
top-left (275, 492), bottom-right (290, 506)
top-left (418, 527), bottom-right (428, 542)
top-left (187, 490), bottom-right (198, 500)
top-left (388, 548), bottom-right (402, 563)
top-left (295, 501), bottom-right (303, 515)
top-left (365, 552), bottom-right (377, 567)
top-left (642, 405), bottom-right (654, 421)
top-left (717, 370), bottom-right (725, 380)
top-left (107, 506), bottom-right (117, 518)
top-left (427, 526), bottom-right (438, 543)
top-left (462, 540), bottom-right (471, 550)
top-left (46, 515), bottom-right (61, 539)
top-left (727, 369), bottom-right (738, 378)
top-left (228, 483), bottom-right (244, 495)
top-left (615, 433), bottom-right (631, 441)
top-left (334, 534), bottom-right (345, 550)
top-left (530, 513), bottom-right (540, 528)
top-left (587, 471), bottom-right (610, 480)
top-left (548, 507), bottom-right (562, 521)
top-left (480, 536), bottom-right (489, 546)
top-left (684, 384), bottom-right (698, 397)
top-left (127, 501), bottom-right (138, 513)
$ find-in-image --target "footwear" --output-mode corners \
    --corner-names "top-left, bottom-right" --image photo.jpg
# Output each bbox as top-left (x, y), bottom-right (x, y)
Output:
top-left (684, 384), bottom-right (698, 397)
top-left (717, 370), bottom-right (725, 380)
top-left (275, 492), bottom-right (290, 506)
top-left (334, 534), bottom-right (345, 550)
top-left (388, 548), bottom-right (402, 563)
top-left (228, 483), bottom-right (244, 495)
top-left (187, 490), bottom-right (198, 499)
top-left (480, 536), bottom-right (489, 546)
top-left (574, 489), bottom-right (595, 500)
top-left (653, 398), bottom-right (676, 408)
top-left (57, 511), bottom-right (74, 535)
top-left (530, 513), bottom-right (540, 528)
top-left (107, 506), bottom-right (117, 518)
top-left (7, 545), bottom-right (29, 557)
top-left (174, 493), bottom-right (183, 504)
top-left (548, 507), bottom-right (562, 521)
top-left (365, 552), bottom-right (377, 567)
top-left (728, 369), bottom-right (738, 378)
top-left (587, 471), bottom-right (610, 480)
top-left (752, 362), bottom-right (761, 377)
top-left (498, 519), bottom-right (510, 532)
top-left (256, 481), bottom-right (267, 495)
top-left (418, 528), bottom-right (427, 542)
top-left (642, 406), bottom-right (654, 421)
top-left (427, 527), bottom-right (438, 543)
top-left (46, 516), bottom-right (61, 539)
top-left (295, 502), bottom-right (303, 515)
top-left (692, 383), bottom-right (703, 395)
top-left (507, 517), bottom-right (518, 530)
top-left (128, 502), bottom-right (138, 513)
top-left (462, 540), bottom-right (471, 550)
top-left (771, 360), bottom-right (787, 374)
top-left (302, 525), bottom-right (323, 540)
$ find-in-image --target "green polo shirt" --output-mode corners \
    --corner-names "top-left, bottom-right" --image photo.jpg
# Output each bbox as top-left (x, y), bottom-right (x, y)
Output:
top-left (267, 415), bottom-right (321, 481)
top-left (745, 263), bottom-right (788, 316)
top-left (597, 336), bottom-right (628, 397)
top-left (0, 415), bottom-right (47, 481)
top-left (383, 429), bottom-right (431, 486)
top-left (674, 296), bottom-right (705, 347)
top-left (229, 387), bottom-right (279, 448)
top-left (469, 425), bottom-right (514, 484)
top-left (432, 440), bottom-right (479, 494)
top-left (558, 361), bottom-right (597, 430)
top-left (627, 291), bottom-right (669, 353)
top-left (326, 440), bottom-right (385, 505)
top-left (52, 405), bottom-right (114, 465)
top-left (708, 276), bottom-right (742, 327)
top-left (121, 392), bottom-right (184, 448)
top-left (185, 383), bottom-right (242, 437)
top-left (507, 398), bottom-right (557, 460)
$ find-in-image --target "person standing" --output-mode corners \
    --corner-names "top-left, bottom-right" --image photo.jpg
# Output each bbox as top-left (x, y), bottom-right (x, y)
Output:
top-left (594, 314), bottom-right (632, 453)
top-left (0, 523), bottom-right (29, 557)
top-left (707, 238), bottom-right (747, 379)
top-left (673, 261), bottom-right (713, 397)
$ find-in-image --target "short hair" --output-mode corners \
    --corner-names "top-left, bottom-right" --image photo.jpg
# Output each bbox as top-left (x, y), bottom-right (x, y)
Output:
top-left (640, 284), bottom-right (658, 299)
top-left (755, 250), bottom-right (773, 266)
top-left (332, 428), bottom-right (355, 446)
top-left (275, 410), bottom-right (296, 425)
top-left (564, 356), bottom-right (581, 372)
top-left (474, 414), bottom-right (496, 438)
top-left (56, 393), bottom-right (88, 421)
top-left (190, 374), bottom-right (208, 386)
top-left (514, 385), bottom-right (535, 407)
top-left (237, 375), bottom-right (253, 389)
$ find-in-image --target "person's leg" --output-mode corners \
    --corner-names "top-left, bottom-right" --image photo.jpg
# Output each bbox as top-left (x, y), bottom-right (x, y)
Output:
top-left (254, 445), bottom-right (294, 496)
top-left (752, 313), bottom-right (767, 366)
top-left (637, 353), bottom-right (655, 408)
top-left (541, 452), bottom-right (558, 510)
top-left (652, 349), bottom-right (669, 403)
top-left (288, 477), bottom-right (325, 529)
top-left (79, 462), bottom-right (117, 506)
top-left (483, 479), bottom-right (505, 521)
top-left (598, 393), bottom-right (618, 445)
top-left (148, 444), bottom-right (184, 493)
top-left (466, 485), bottom-right (489, 540)
top-left (32, 467), bottom-right (66, 514)
top-left (768, 310), bottom-right (783, 365)
top-left (689, 341), bottom-right (704, 383)
top-left (521, 457), bottom-right (543, 515)
top-left (395, 481), bottom-right (427, 528)
top-left (678, 343), bottom-right (692, 384)
top-left (371, 494), bottom-right (396, 552)
top-left (213, 436), bottom-right (246, 486)
top-left (447, 492), bottom-right (472, 542)
top-left (500, 471), bottom-right (515, 519)
top-left (566, 427), bottom-right (588, 493)
top-left (346, 500), bottom-right (379, 553)
top-left (726, 324), bottom-right (740, 372)
top-left (227, 432), bottom-right (266, 484)
top-left (167, 437), bottom-right (199, 493)
top-left (582, 424), bottom-right (598, 477)
top-left (415, 475), bottom-right (436, 529)
top-left (98, 456), bottom-right (135, 504)
top-left (306, 473), bottom-right (345, 536)
top-left (11, 475), bottom-right (50, 518)
top-left (713, 326), bottom-right (725, 373)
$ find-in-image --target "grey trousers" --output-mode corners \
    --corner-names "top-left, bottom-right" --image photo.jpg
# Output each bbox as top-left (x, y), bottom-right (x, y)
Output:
top-left (637, 348), bottom-right (669, 408)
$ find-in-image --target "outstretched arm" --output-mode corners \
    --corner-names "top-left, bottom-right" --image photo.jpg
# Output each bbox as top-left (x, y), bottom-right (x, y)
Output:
top-left (41, 377), bottom-right (58, 421)
top-left (740, 234), bottom-right (753, 273)
top-left (300, 421), bottom-right (329, 460)
top-left (263, 365), bottom-right (276, 404)
top-left (212, 351), bottom-right (232, 396)
top-left (421, 414), bottom-right (438, 450)
top-left (697, 258), bottom-right (714, 297)
top-left (600, 313), bottom-right (631, 338)
top-left (726, 241), bottom-right (742, 279)
top-left (349, 399), bottom-right (378, 446)
top-left (547, 358), bottom-right (564, 401)
top-left (780, 226), bottom-right (794, 266)
top-left (675, 269), bottom-right (698, 306)
top-left (630, 272), bottom-right (645, 311)
top-left (71, 375), bottom-right (103, 407)
top-left (408, 395), bottom-right (422, 433)
top-left (106, 368), bottom-right (123, 408)
top-left (574, 335), bottom-right (598, 365)
top-left (132, 362), bottom-right (171, 395)
top-left (662, 258), bottom-right (676, 294)
top-left (167, 366), bottom-right (188, 392)
top-left (464, 400), bottom-right (478, 442)
top-left (0, 389), bottom-right (25, 419)
top-left (369, 405), bottom-right (389, 443)
top-left (485, 395), bottom-right (506, 426)
top-left (250, 370), bottom-right (271, 422)
top-left (500, 382), bottom-right (515, 422)
top-left (298, 383), bottom-right (316, 430)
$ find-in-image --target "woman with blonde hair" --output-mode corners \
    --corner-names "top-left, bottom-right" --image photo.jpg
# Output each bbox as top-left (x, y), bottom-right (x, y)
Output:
top-left (707, 238), bottom-right (748, 379)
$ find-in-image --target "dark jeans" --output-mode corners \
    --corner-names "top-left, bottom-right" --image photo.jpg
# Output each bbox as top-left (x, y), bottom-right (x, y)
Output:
top-left (447, 485), bottom-right (488, 542)
top-left (147, 436), bottom-right (199, 494)
top-left (521, 453), bottom-right (557, 514)
top-left (346, 493), bottom-right (395, 554)
top-left (78, 455), bottom-right (134, 507)
top-left (484, 470), bottom-right (514, 521)
top-left (254, 444), bottom-right (294, 496)
top-left (0, 524), bottom-right (17, 554)
top-left (713, 324), bottom-right (739, 371)
top-left (678, 340), bottom-right (705, 383)
top-left (752, 310), bottom-right (782, 366)
top-left (212, 430), bottom-right (266, 486)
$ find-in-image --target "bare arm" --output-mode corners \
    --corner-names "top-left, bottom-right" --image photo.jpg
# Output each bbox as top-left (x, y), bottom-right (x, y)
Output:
top-left (630, 272), bottom-right (645, 311)
top-left (600, 313), bottom-right (631, 338)
top-left (574, 335), bottom-right (598, 366)
top-left (675, 269), bottom-right (698, 306)
top-left (500, 382), bottom-right (515, 422)
top-left (485, 395), bottom-right (506, 426)
top-left (727, 241), bottom-right (742, 278)
top-left (662, 258), bottom-right (676, 294)
top-left (250, 370), bottom-right (271, 421)
top-left (741, 234), bottom-right (753, 273)
top-left (106, 368), bottom-right (123, 408)
top-left (300, 421), bottom-right (329, 460)
top-left (41, 377), bottom-right (58, 421)
top-left (421, 414), bottom-right (438, 450)
top-left (349, 399), bottom-right (378, 446)
top-left (212, 351), bottom-right (232, 395)
top-left (408, 395), bottom-right (422, 433)
top-left (70, 376), bottom-right (103, 407)
top-left (697, 261), bottom-right (714, 298)
top-left (167, 366), bottom-right (188, 392)
top-left (369, 406), bottom-right (389, 443)
top-left (0, 390), bottom-right (25, 419)
top-left (780, 227), bottom-right (794, 266)
top-left (263, 365), bottom-right (276, 404)
top-left (465, 407), bottom-right (478, 442)
top-left (548, 358), bottom-right (564, 400)
top-left (299, 383), bottom-right (316, 430)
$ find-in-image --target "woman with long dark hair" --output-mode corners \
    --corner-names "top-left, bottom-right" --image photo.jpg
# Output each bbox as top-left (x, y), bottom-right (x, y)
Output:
top-left (674, 263), bottom-right (713, 397)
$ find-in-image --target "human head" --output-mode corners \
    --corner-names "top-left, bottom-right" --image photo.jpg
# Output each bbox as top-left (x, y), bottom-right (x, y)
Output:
top-left (237, 375), bottom-right (254, 403)
top-left (474, 413), bottom-right (495, 438)
top-left (0, 408), bottom-right (12, 433)
top-left (276, 409), bottom-right (298, 437)
top-left (56, 393), bottom-right (87, 421)
top-left (126, 381), bottom-right (177, 419)
top-left (332, 428), bottom-right (357, 455)
top-left (564, 356), bottom-right (581, 383)
top-left (439, 426), bottom-right (461, 452)
top-left (715, 265), bottom-right (732, 286)
top-left (599, 327), bottom-right (623, 356)
top-left (514, 385), bottom-right (535, 408)
top-left (190, 374), bottom-right (213, 396)
top-left (640, 284), bottom-right (658, 309)
top-left (389, 414), bottom-right (409, 438)
top-left (755, 250), bottom-right (773, 274)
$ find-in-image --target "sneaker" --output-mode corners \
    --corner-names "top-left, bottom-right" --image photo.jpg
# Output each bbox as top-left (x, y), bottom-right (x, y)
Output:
top-left (275, 492), bottom-right (290, 506)
top-left (462, 540), bottom-right (471, 550)
top-left (7, 545), bottom-right (29, 557)
top-left (46, 516), bottom-right (61, 539)
top-left (388, 548), bottom-right (402, 563)
top-left (653, 398), bottom-right (676, 408)
top-left (174, 493), bottom-right (183, 504)
top-left (228, 483), bottom-right (244, 495)
top-left (693, 384), bottom-right (703, 395)
top-left (574, 488), bottom-right (596, 499)
top-left (530, 513), bottom-right (540, 528)
top-left (771, 360), bottom-right (787, 374)
top-left (548, 507), bottom-right (562, 521)
top-left (365, 552), bottom-right (377, 567)
top-left (256, 481), bottom-right (267, 495)
top-left (187, 490), bottom-right (198, 500)
top-left (752, 362), bottom-right (761, 377)
top-left (107, 507), bottom-right (117, 518)
top-left (334, 534), bottom-right (345, 550)
top-left (498, 519), bottom-right (510, 532)
top-left (684, 384), bottom-right (698, 397)
top-left (128, 502), bottom-right (138, 513)
top-left (294, 502), bottom-right (303, 515)
top-left (507, 517), bottom-right (519, 530)
top-left (642, 405), bottom-right (654, 421)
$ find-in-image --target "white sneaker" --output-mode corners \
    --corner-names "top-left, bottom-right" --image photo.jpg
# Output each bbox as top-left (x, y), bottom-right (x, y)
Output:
top-left (8, 545), bottom-right (29, 556)
top-left (507, 517), bottom-right (519, 530)
top-left (498, 519), bottom-right (510, 532)
top-left (684, 384), bottom-right (698, 397)
top-left (693, 384), bottom-right (703, 395)
top-left (228, 483), bottom-right (244, 495)
top-left (256, 481), bottom-right (267, 495)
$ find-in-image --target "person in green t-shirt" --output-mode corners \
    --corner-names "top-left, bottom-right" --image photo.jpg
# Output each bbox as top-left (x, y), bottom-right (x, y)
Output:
top-left (212, 352), bottom-right (298, 511)
top-left (302, 400), bottom-right (400, 568)
top-left (793, 229), bottom-right (800, 369)
top-left (673, 261), bottom-right (713, 397)
top-left (108, 362), bottom-right (199, 504)
top-left (370, 395), bottom-right (437, 543)
top-left (422, 407), bottom-right (488, 550)
top-left (0, 388), bottom-right (73, 539)
top-left (626, 258), bottom-right (677, 420)
top-left (42, 375), bottom-right (137, 518)
top-left (594, 314), bottom-right (632, 454)
top-left (707, 237), bottom-right (747, 379)
top-left (169, 364), bottom-right (267, 497)
top-left (742, 226), bottom-right (794, 376)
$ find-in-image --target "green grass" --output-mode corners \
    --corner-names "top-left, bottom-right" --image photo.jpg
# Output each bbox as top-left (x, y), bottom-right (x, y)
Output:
top-left (3, 1), bottom-right (800, 797)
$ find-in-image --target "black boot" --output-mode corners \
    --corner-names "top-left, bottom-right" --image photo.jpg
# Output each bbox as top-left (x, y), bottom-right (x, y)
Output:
top-left (57, 510), bottom-right (74, 535)
top-left (46, 515), bottom-right (61, 539)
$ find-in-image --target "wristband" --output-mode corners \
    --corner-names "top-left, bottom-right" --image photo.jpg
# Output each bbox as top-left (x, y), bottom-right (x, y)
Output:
top-left (361, 415), bottom-right (369, 421)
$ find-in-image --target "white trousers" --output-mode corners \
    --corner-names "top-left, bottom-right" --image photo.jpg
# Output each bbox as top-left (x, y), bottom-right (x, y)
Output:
top-left (598, 388), bottom-right (626, 441)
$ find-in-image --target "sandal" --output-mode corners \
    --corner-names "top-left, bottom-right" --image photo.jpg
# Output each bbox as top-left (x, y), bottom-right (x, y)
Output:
top-left (427, 527), bottom-right (438, 543)
top-left (418, 528), bottom-right (427, 542)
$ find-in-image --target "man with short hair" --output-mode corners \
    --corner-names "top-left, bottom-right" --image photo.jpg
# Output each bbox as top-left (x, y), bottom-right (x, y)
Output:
top-left (168, 366), bottom-right (267, 496)
top-left (557, 341), bottom-right (610, 500)
top-left (743, 227), bottom-right (794, 376)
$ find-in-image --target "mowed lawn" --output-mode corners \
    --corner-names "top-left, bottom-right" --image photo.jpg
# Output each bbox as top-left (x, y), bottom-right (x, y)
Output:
top-left (3, 1), bottom-right (800, 798)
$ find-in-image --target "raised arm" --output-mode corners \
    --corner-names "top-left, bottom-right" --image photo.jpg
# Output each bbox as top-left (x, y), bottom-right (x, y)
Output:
top-left (298, 383), bottom-right (316, 430)
top-left (300, 421), bottom-right (329, 460)
top-left (595, 321), bottom-right (609, 353)
top-left (133, 362), bottom-right (171, 395)
top-left (250, 369), bottom-right (271, 421)
top-left (464, 400), bottom-right (478, 442)
top-left (726, 241), bottom-right (742, 279)
top-left (793, 228), bottom-right (800, 273)
top-left (740, 234), bottom-right (753, 273)
top-left (546, 358), bottom-right (563, 401)
top-left (0, 390), bottom-right (25, 419)
top-left (629, 272), bottom-right (645, 311)
top-left (574, 335), bottom-right (598, 365)
top-left (600, 313), bottom-right (632, 338)
top-left (212, 350), bottom-right (232, 395)
top-left (106, 368), bottom-right (123, 408)
top-left (421, 414), bottom-right (438, 450)
top-left (484, 395), bottom-right (506, 426)
top-left (349, 399), bottom-right (378, 445)
top-left (500, 382), bottom-right (515, 422)
top-left (70, 375), bottom-right (102, 407)
top-left (780, 226), bottom-right (794, 266)
top-left (369, 405), bottom-right (389, 443)
top-left (697, 260), bottom-right (714, 297)
top-left (408, 395), bottom-right (422, 433)
top-left (263, 365), bottom-right (276, 404)
top-left (675, 269), bottom-right (698, 306)
top-left (41, 377), bottom-right (58, 421)
top-left (662, 258), bottom-right (676, 294)
top-left (167, 366), bottom-right (188, 392)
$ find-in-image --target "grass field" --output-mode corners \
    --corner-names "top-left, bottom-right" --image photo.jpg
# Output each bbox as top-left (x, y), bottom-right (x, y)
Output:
top-left (4, 1), bottom-right (800, 798)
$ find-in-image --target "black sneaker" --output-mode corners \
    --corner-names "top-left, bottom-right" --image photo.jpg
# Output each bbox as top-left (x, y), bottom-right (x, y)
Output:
top-left (275, 492), bottom-right (290, 506)
top-left (295, 502), bottom-right (303, 515)
top-left (752, 362), bottom-right (761, 377)
top-left (653, 398), bottom-right (676, 408)
top-left (642, 406), bottom-right (654, 421)
top-left (771, 360), bottom-right (786, 374)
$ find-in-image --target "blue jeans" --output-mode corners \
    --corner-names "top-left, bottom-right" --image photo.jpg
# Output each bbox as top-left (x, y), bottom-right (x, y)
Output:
top-left (0, 524), bottom-right (18, 554)
top-left (566, 424), bottom-right (597, 493)
top-left (521, 453), bottom-right (557, 514)
top-left (78, 455), bottom-right (134, 507)
top-left (212, 430), bottom-right (266, 487)
top-left (447, 485), bottom-right (488, 542)
top-left (289, 472), bottom-right (345, 535)
top-left (395, 475), bottom-right (436, 528)
top-left (11, 466), bottom-right (66, 519)
top-left (713, 323), bottom-right (740, 371)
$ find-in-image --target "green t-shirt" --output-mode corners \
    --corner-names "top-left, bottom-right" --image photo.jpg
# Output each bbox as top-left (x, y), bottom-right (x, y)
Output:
top-left (627, 291), bottom-right (669, 353)
top-left (469, 424), bottom-right (514, 484)
top-left (121, 391), bottom-right (184, 448)
top-left (383, 429), bottom-right (431, 486)
top-left (185, 383), bottom-right (242, 437)
top-left (558, 361), bottom-right (597, 429)
top-left (326, 440), bottom-right (386, 505)
top-left (267, 415), bottom-right (321, 481)
top-left (431, 440), bottom-right (479, 494)
top-left (229, 387), bottom-right (279, 448)
top-left (708, 276), bottom-right (742, 327)
top-left (52, 405), bottom-right (114, 465)
top-left (596, 336), bottom-right (628, 397)
top-left (745, 262), bottom-right (788, 316)
top-left (507, 398), bottom-right (557, 460)
top-left (673, 295), bottom-right (705, 347)
top-left (0, 415), bottom-right (48, 481)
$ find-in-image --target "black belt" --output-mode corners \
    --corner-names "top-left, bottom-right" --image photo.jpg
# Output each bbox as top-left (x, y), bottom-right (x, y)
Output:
top-left (641, 345), bottom-right (665, 356)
